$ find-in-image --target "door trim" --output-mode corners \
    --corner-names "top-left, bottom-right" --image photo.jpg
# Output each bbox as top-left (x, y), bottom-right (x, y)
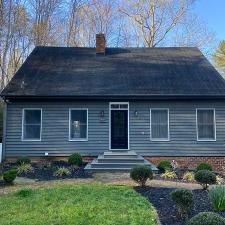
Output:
top-left (109, 102), bottom-right (129, 150)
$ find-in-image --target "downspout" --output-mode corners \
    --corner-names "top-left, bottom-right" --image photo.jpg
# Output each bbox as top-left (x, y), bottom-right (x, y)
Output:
top-left (2, 97), bottom-right (7, 161)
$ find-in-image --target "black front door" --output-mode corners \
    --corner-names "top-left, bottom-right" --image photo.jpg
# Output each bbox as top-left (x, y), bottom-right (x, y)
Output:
top-left (111, 110), bottom-right (128, 149)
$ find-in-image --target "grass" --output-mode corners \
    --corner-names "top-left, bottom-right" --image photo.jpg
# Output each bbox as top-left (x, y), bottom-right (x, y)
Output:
top-left (0, 184), bottom-right (158, 225)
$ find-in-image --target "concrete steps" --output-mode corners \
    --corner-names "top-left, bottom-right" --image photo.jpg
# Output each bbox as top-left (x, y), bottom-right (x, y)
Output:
top-left (84, 151), bottom-right (158, 172)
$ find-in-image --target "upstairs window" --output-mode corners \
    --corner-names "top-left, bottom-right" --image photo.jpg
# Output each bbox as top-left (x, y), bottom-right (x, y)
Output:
top-left (22, 109), bottom-right (42, 141)
top-left (150, 109), bottom-right (169, 141)
top-left (197, 109), bottom-right (216, 141)
top-left (69, 109), bottom-right (88, 141)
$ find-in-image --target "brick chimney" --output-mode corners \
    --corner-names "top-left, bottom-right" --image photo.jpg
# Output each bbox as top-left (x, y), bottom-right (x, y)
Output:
top-left (96, 33), bottom-right (106, 54)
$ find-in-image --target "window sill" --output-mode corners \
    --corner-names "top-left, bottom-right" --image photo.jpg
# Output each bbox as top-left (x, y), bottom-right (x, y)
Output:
top-left (150, 139), bottom-right (170, 142)
top-left (69, 139), bottom-right (88, 142)
top-left (197, 139), bottom-right (216, 142)
top-left (21, 139), bottom-right (41, 142)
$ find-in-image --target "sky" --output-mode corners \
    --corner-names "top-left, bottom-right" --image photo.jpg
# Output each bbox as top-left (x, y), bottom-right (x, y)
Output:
top-left (194, 0), bottom-right (225, 41)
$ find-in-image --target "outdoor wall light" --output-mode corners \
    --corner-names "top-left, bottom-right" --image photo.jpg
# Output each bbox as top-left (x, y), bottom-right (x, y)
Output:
top-left (100, 110), bottom-right (105, 118)
top-left (134, 110), bottom-right (138, 117)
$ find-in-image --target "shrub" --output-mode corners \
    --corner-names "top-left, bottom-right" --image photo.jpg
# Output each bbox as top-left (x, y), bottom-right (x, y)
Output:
top-left (194, 170), bottom-right (217, 190)
top-left (171, 189), bottom-right (194, 219)
top-left (130, 165), bottom-right (153, 187)
top-left (16, 188), bottom-right (33, 198)
top-left (187, 212), bottom-right (225, 225)
top-left (196, 162), bottom-right (213, 172)
top-left (54, 167), bottom-right (71, 177)
top-left (157, 160), bottom-right (172, 173)
top-left (39, 161), bottom-right (52, 170)
top-left (209, 185), bottom-right (225, 212)
top-left (161, 170), bottom-right (177, 180)
top-left (16, 156), bottom-right (31, 165)
top-left (216, 175), bottom-right (224, 185)
top-left (3, 169), bottom-right (17, 184)
top-left (68, 153), bottom-right (83, 166)
top-left (17, 163), bottom-right (33, 174)
top-left (182, 172), bottom-right (195, 182)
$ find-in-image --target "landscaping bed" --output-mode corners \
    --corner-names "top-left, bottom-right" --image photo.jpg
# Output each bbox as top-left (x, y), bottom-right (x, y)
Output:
top-left (0, 184), bottom-right (158, 225)
top-left (1, 160), bottom-right (91, 181)
top-left (135, 186), bottom-right (225, 225)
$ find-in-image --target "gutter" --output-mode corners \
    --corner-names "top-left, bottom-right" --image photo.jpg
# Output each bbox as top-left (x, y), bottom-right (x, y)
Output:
top-left (2, 94), bottom-right (225, 101)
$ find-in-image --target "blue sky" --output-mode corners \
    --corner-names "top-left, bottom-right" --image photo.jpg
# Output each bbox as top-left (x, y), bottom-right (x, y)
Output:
top-left (194, 0), bottom-right (225, 41)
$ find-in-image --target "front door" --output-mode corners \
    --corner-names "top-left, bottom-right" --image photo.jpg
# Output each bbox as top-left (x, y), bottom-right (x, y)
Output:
top-left (111, 110), bottom-right (128, 149)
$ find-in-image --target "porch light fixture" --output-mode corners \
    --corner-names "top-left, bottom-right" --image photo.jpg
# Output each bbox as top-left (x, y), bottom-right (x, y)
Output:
top-left (134, 110), bottom-right (138, 117)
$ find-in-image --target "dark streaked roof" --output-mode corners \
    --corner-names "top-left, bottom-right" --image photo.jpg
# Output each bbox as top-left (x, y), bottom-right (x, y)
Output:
top-left (2, 46), bottom-right (225, 99)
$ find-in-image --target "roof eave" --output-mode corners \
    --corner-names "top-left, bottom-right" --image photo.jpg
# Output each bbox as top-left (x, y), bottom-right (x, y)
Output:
top-left (2, 94), bottom-right (225, 101)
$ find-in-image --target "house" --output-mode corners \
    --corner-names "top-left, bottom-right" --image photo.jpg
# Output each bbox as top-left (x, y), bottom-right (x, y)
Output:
top-left (2, 33), bottom-right (225, 171)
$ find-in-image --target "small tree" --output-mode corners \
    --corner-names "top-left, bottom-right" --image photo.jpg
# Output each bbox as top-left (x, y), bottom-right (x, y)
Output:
top-left (195, 170), bottom-right (216, 190)
top-left (130, 165), bottom-right (153, 187)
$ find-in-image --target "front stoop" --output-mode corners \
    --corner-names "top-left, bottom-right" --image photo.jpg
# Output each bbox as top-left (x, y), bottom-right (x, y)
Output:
top-left (84, 151), bottom-right (158, 172)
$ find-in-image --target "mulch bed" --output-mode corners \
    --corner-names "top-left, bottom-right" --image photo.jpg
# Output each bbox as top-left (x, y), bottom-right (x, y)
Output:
top-left (0, 161), bottom-right (92, 181)
top-left (135, 186), bottom-right (225, 225)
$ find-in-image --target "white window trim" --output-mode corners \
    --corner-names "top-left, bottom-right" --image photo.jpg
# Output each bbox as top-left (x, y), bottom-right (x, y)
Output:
top-left (22, 108), bottom-right (42, 141)
top-left (196, 108), bottom-right (216, 142)
top-left (69, 108), bottom-right (88, 141)
top-left (150, 108), bottom-right (170, 141)
top-left (109, 102), bottom-right (129, 150)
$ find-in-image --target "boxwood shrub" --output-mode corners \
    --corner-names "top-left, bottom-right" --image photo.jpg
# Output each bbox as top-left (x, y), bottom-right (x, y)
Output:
top-left (196, 162), bottom-right (213, 172)
top-left (68, 153), bottom-right (83, 166)
top-left (194, 170), bottom-right (216, 190)
top-left (130, 165), bottom-right (153, 187)
top-left (171, 189), bottom-right (193, 218)
top-left (187, 212), bottom-right (225, 225)
top-left (157, 160), bottom-right (172, 173)
top-left (3, 168), bottom-right (17, 184)
top-left (16, 156), bottom-right (31, 165)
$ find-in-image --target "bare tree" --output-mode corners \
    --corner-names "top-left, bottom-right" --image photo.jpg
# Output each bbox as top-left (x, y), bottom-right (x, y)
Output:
top-left (119, 0), bottom-right (196, 47)
top-left (172, 13), bottom-right (216, 56)
top-left (0, 0), bottom-right (32, 89)
top-left (28, 0), bottom-right (63, 46)
top-left (213, 40), bottom-right (225, 76)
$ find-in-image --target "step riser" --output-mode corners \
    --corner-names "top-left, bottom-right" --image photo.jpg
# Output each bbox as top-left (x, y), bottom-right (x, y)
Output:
top-left (98, 159), bottom-right (144, 163)
top-left (91, 163), bottom-right (150, 169)
top-left (104, 155), bottom-right (138, 159)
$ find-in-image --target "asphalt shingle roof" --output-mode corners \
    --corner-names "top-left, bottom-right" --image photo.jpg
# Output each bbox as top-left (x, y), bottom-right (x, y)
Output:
top-left (2, 46), bottom-right (225, 99)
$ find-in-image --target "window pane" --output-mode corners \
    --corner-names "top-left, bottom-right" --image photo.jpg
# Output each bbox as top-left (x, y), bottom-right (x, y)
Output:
top-left (25, 110), bottom-right (41, 124)
top-left (151, 110), bottom-right (168, 139)
top-left (120, 104), bottom-right (128, 109)
top-left (70, 110), bottom-right (87, 139)
top-left (197, 110), bottom-right (215, 140)
top-left (23, 109), bottom-right (41, 140)
top-left (24, 125), bottom-right (41, 139)
top-left (111, 104), bottom-right (119, 109)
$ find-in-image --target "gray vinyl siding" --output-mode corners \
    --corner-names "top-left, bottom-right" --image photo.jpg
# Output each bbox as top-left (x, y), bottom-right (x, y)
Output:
top-left (4, 100), bottom-right (225, 158)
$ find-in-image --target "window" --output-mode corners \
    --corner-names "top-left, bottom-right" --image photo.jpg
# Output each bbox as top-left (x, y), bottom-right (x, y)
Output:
top-left (22, 109), bottom-right (42, 141)
top-left (110, 103), bottom-right (128, 109)
top-left (69, 109), bottom-right (88, 141)
top-left (150, 109), bottom-right (169, 141)
top-left (197, 109), bottom-right (216, 141)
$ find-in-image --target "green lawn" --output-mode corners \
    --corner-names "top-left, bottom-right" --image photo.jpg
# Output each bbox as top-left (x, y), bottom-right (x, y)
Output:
top-left (0, 184), bottom-right (158, 225)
